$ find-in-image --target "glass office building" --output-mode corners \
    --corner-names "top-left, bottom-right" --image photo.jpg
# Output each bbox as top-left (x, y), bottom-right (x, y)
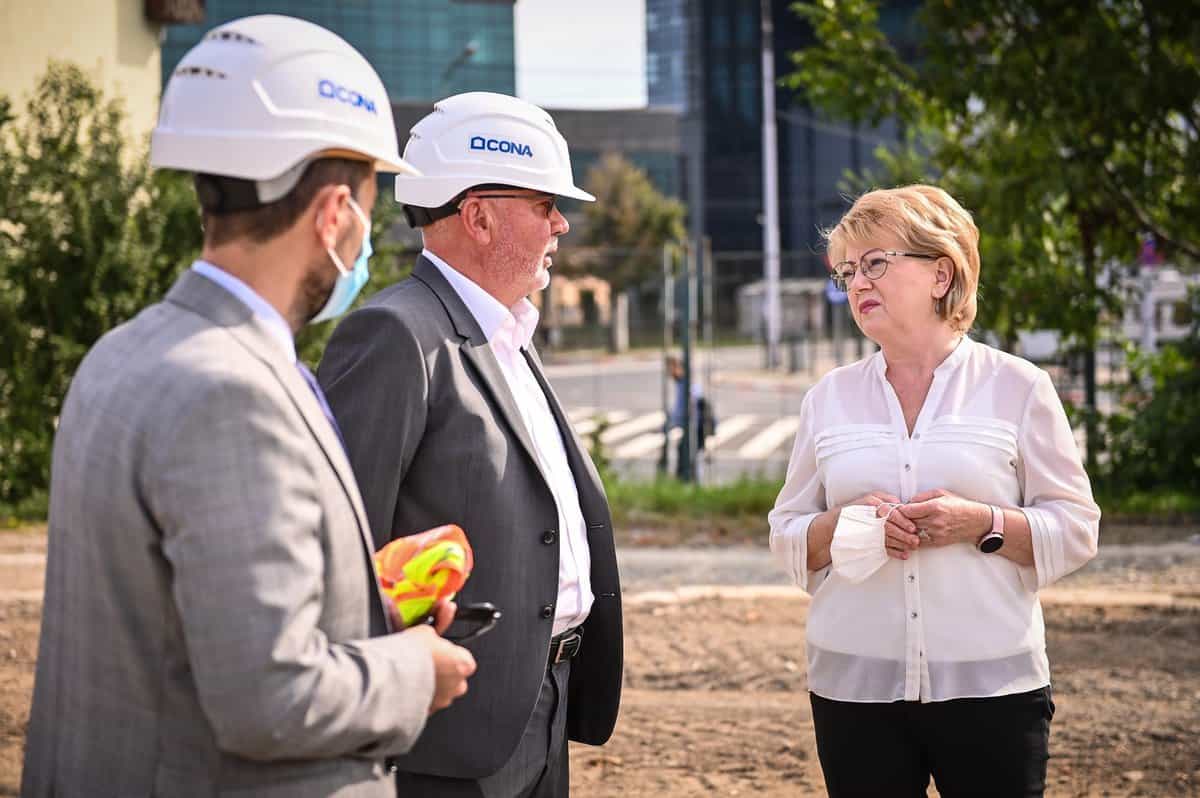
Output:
top-left (161, 0), bottom-right (516, 103)
top-left (646, 0), bottom-right (921, 275)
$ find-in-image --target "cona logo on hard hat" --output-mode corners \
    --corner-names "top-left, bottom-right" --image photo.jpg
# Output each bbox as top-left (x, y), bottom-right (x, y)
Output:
top-left (469, 135), bottom-right (533, 158)
top-left (318, 79), bottom-right (377, 114)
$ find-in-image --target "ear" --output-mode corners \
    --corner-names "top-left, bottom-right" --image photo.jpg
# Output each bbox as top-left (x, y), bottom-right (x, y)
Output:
top-left (932, 256), bottom-right (954, 299)
top-left (312, 184), bottom-right (352, 250)
top-left (456, 196), bottom-right (495, 246)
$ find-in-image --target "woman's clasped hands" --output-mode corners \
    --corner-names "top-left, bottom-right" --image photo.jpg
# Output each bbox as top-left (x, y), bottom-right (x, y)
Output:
top-left (855, 489), bottom-right (992, 560)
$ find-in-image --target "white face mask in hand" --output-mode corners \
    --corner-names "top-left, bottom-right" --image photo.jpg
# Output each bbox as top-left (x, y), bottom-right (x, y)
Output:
top-left (830, 503), bottom-right (901, 583)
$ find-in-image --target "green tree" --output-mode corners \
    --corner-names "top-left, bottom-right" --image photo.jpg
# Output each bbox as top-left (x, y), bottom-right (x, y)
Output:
top-left (1098, 288), bottom-right (1200, 496)
top-left (559, 153), bottom-right (686, 352)
top-left (0, 63), bottom-right (416, 518)
top-left (785, 0), bottom-right (1200, 469)
top-left (0, 62), bottom-right (202, 513)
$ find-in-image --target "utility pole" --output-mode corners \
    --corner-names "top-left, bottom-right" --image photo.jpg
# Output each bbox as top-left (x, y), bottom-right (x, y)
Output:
top-left (761, 0), bottom-right (782, 370)
top-left (679, 242), bottom-right (696, 482)
top-left (659, 243), bottom-right (675, 475)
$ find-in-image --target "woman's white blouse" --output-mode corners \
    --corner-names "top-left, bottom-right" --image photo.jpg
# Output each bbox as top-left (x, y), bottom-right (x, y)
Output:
top-left (768, 337), bottom-right (1100, 703)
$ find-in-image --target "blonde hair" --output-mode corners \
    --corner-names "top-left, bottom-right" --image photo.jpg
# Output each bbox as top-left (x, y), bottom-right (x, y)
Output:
top-left (824, 185), bottom-right (980, 332)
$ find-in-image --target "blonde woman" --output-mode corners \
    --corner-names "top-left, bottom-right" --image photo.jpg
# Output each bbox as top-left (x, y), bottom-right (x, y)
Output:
top-left (768, 185), bottom-right (1100, 797)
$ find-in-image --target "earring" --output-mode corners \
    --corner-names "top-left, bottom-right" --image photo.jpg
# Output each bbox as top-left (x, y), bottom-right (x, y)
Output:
top-left (934, 296), bottom-right (946, 315)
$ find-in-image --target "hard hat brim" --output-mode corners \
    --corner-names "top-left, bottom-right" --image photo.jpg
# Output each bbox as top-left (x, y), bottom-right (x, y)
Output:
top-left (557, 184), bottom-right (596, 203)
top-left (374, 154), bottom-right (422, 177)
top-left (395, 175), bottom-right (594, 206)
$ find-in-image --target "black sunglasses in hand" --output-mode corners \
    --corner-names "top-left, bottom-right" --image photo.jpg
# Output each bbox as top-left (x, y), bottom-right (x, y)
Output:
top-left (439, 602), bottom-right (502, 643)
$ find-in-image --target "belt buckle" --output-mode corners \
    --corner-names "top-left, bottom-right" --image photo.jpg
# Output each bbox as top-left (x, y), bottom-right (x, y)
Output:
top-left (550, 630), bottom-right (580, 665)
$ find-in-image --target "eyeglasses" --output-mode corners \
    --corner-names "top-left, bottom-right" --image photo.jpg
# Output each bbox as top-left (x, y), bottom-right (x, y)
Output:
top-left (831, 249), bottom-right (939, 292)
top-left (459, 191), bottom-right (558, 218)
top-left (441, 601), bottom-right (502, 643)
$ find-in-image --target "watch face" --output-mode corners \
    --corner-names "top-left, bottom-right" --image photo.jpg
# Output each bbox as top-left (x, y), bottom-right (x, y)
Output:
top-left (979, 532), bottom-right (1004, 554)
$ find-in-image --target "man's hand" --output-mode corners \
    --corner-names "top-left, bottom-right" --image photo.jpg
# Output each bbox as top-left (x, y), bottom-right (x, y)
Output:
top-left (402, 624), bottom-right (477, 715)
top-left (430, 600), bottom-right (456, 635)
top-left (896, 488), bottom-right (991, 548)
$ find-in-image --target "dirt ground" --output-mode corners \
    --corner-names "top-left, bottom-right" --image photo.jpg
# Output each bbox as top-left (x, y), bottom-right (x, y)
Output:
top-left (2, 528), bottom-right (1198, 797)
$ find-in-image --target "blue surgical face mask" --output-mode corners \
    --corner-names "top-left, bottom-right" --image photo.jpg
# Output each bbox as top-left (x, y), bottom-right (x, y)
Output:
top-left (310, 196), bottom-right (372, 325)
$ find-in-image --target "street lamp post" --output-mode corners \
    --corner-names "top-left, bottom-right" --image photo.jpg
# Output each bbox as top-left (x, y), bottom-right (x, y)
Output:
top-left (761, 0), bottom-right (782, 370)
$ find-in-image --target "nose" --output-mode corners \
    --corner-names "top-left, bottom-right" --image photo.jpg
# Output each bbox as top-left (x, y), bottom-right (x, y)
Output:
top-left (551, 205), bottom-right (569, 236)
top-left (847, 263), bottom-right (872, 292)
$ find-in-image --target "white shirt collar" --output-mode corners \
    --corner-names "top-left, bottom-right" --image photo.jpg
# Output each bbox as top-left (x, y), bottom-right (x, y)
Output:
top-left (191, 260), bottom-right (296, 363)
top-left (422, 248), bottom-right (539, 350)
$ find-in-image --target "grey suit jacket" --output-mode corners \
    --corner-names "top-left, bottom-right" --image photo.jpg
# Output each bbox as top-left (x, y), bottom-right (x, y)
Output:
top-left (21, 270), bottom-right (436, 798)
top-left (318, 256), bottom-right (623, 780)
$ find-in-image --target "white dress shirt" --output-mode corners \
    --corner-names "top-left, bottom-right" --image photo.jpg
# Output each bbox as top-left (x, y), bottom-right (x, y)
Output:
top-left (424, 250), bottom-right (593, 636)
top-left (191, 260), bottom-right (296, 362)
top-left (769, 336), bottom-right (1100, 703)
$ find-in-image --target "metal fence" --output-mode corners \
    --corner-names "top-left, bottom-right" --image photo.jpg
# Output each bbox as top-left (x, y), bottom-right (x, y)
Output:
top-left (535, 248), bottom-right (1193, 483)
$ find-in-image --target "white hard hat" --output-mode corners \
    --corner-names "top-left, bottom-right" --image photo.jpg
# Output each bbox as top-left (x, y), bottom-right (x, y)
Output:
top-left (151, 14), bottom-right (416, 206)
top-left (395, 92), bottom-right (594, 217)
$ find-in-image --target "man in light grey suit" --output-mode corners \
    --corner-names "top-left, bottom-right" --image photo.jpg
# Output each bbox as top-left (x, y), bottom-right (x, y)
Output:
top-left (319, 93), bottom-right (622, 798)
top-left (21, 16), bottom-right (475, 798)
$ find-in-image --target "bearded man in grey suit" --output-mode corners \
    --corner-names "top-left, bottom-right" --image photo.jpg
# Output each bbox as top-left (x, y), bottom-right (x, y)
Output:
top-left (318, 93), bottom-right (623, 797)
top-left (21, 16), bottom-right (475, 798)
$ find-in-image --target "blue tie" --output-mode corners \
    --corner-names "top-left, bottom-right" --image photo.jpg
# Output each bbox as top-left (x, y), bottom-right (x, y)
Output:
top-left (296, 361), bottom-right (346, 451)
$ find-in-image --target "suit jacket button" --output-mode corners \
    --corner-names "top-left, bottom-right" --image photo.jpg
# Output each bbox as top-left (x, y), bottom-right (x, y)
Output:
top-left (542, 529), bottom-right (557, 545)
top-left (541, 604), bottom-right (554, 619)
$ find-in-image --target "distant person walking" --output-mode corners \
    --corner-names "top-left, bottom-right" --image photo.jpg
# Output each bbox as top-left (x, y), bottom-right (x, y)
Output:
top-left (660, 354), bottom-right (715, 480)
top-left (768, 185), bottom-right (1100, 797)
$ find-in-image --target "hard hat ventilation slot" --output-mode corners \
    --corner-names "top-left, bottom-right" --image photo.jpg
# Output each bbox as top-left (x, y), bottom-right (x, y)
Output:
top-left (173, 66), bottom-right (228, 80)
top-left (204, 29), bottom-right (260, 46)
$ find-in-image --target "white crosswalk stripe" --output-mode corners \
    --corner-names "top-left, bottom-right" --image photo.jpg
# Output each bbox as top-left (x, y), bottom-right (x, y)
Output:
top-left (736, 417), bottom-right (802, 460)
top-left (704, 414), bottom-right (757, 449)
top-left (572, 410), bottom-right (632, 438)
top-left (600, 411), bottom-right (666, 445)
top-left (570, 409), bottom-right (805, 460)
top-left (613, 433), bottom-right (666, 459)
top-left (567, 406), bottom-right (596, 423)
top-left (612, 427), bottom-right (683, 459)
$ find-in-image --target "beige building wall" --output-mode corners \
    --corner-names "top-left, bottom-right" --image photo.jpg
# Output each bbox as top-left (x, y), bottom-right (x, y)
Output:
top-left (1, 0), bottom-right (163, 143)
top-left (532, 275), bottom-right (612, 326)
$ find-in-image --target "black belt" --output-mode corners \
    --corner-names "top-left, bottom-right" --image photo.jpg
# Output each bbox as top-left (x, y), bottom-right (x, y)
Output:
top-left (548, 626), bottom-right (583, 667)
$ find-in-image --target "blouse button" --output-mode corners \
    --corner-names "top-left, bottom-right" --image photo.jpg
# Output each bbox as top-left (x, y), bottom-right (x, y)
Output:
top-left (904, 464), bottom-right (912, 471)
top-left (907, 575), bottom-right (916, 583)
top-left (910, 612), bottom-right (919, 619)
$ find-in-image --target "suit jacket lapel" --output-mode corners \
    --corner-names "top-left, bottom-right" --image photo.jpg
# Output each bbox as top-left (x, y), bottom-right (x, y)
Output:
top-left (164, 271), bottom-right (385, 617)
top-left (413, 258), bottom-right (547, 483)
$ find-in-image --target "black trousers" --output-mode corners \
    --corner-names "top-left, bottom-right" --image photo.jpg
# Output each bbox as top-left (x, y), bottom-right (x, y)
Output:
top-left (809, 687), bottom-right (1054, 798)
top-left (395, 660), bottom-right (571, 798)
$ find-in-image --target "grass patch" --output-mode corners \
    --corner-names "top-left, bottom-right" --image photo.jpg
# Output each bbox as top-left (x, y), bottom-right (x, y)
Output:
top-left (1094, 488), bottom-right (1200, 523)
top-left (3, 482), bottom-right (1194, 543)
top-left (603, 477), bottom-right (1198, 543)
top-left (0, 491), bottom-right (48, 529)
top-left (603, 475), bottom-right (783, 525)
